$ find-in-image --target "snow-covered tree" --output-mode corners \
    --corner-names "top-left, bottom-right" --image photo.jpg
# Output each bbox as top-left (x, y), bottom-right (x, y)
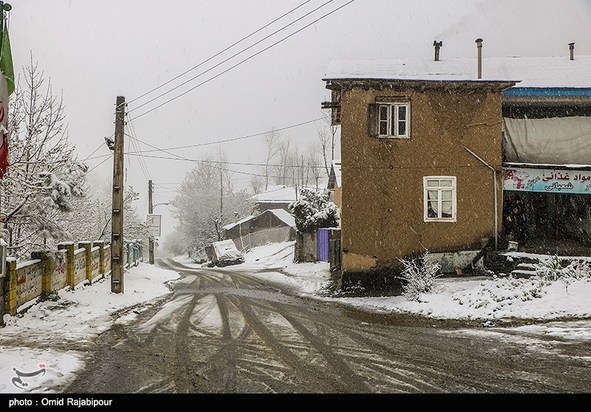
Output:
top-left (1, 59), bottom-right (87, 258)
top-left (288, 188), bottom-right (338, 233)
top-left (63, 183), bottom-right (150, 245)
top-left (171, 152), bottom-right (253, 249)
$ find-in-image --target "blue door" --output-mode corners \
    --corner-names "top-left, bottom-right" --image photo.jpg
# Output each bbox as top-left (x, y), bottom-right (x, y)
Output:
top-left (317, 228), bottom-right (329, 262)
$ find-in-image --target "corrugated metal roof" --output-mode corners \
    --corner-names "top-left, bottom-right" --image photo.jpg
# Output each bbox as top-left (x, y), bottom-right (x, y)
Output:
top-left (324, 56), bottom-right (591, 88)
top-left (222, 209), bottom-right (296, 230)
top-left (222, 215), bottom-right (255, 231)
top-left (269, 208), bottom-right (296, 227)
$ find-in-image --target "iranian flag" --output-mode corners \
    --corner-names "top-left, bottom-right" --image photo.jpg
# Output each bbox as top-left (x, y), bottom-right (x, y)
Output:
top-left (0, 21), bottom-right (14, 179)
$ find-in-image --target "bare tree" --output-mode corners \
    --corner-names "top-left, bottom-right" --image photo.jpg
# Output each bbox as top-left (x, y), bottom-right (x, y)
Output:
top-left (249, 175), bottom-right (264, 194)
top-left (317, 128), bottom-right (331, 177)
top-left (307, 143), bottom-right (323, 190)
top-left (262, 128), bottom-right (279, 190)
top-left (274, 138), bottom-right (291, 186)
top-left (171, 152), bottom-right (253, 249)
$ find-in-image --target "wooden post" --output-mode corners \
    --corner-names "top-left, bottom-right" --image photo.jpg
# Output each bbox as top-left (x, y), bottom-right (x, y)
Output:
top-left (148, 180), bottom-right (154, 264)
top-left (111, 96), bottom-right (125, 293)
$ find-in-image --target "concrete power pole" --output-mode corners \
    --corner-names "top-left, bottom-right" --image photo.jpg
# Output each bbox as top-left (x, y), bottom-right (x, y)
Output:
top-left (111, 96), bottom-right (125, 293)
top-left (148, 179), bottom-right (154, 264)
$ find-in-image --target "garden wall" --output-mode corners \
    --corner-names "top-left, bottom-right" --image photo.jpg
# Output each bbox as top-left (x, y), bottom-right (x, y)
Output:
top-left (1, 240), bottom-right (141, 318)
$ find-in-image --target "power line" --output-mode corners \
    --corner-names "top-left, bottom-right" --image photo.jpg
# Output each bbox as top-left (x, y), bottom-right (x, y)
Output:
top-left (79, 114), bottom-right (328, 161)
top-left (126, 152), bottom-right (325, 169)
top-left (128, 0), bottom-right (356, 121)
top-left (127, 116), bottom-right (327, 154)
top-left (128, 0), bottom-right (335, 114)
top-left (127, 0), bottom-right (313, 105)
top-left (87, 152), bottom-right (113, 173)
top-left (125, 133), bottom-right (291, 180)
top-left (125, 118), bottom-right (152, 181)
top-left (81, 138), bottom-right (111, 162)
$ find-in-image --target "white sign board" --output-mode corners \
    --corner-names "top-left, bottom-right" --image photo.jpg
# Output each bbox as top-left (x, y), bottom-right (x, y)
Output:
top-left (146, 214), bottom-right (162, 237)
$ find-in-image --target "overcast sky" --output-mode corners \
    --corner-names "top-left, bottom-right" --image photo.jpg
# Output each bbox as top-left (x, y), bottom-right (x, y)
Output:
top-left (9, 0), bottom-right (591, 239)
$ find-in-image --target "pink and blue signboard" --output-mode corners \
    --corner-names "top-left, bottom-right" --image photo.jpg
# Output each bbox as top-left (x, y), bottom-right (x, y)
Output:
top-left (504, 168), bottom-right (591, 194)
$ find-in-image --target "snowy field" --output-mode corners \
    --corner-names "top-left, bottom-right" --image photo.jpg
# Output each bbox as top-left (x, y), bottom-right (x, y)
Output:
top-left (1, 241), bottom-right (591, 393)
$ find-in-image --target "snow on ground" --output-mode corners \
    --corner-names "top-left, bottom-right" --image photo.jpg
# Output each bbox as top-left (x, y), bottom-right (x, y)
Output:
top-left (0, 264), bottom-right (179, 393)
top-left (2, 240), bottom-right (591, 393)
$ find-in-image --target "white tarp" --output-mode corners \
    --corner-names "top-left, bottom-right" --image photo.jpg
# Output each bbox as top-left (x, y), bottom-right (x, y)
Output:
top-left (503, 116), bottom-right (591, 165)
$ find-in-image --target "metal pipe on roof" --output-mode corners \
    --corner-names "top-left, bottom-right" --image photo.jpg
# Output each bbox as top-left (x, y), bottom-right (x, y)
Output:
top-left (476, 38), bottom-right (483, 79)
top-left (433, 40), bottom-right (443, 61)
top-left (569, 42), bottom-right (575, 60)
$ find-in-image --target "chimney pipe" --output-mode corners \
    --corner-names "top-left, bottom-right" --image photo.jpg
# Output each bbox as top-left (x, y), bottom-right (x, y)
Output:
top-left (569, 42), bottom-right (575, 60)
top-left (433, 40), bottom-right (443, 61)
top-left (475, 38), bottom-right (483, 79)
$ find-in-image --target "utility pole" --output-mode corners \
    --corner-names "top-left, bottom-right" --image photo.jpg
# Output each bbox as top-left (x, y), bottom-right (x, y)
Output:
top-left (148, 179), bottom-right (154, 264)
top-left (111, 96), bottom-right (125, 293)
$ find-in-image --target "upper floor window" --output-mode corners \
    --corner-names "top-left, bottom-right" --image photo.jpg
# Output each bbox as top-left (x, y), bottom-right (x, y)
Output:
top-left (369, 102), bottom-right (411, 138)
top-left (424, 176), bottom-right (456, 222)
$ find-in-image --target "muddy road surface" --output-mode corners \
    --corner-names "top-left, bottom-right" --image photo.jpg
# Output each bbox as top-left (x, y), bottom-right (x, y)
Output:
top-left (63, 259), bottom-right (591, 394)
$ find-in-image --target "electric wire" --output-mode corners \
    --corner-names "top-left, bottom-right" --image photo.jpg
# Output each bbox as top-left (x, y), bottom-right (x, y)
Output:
top-left (87, 153), bottom-right (113, 173)
top-left (127, 116), bottom-right (327, 153)
top-left (128, 0), bottom-right (336, 114)
top-left (125, 117), bottom-right (152, 181)
top-left (127, 0), bottom-right (313, 105)
top-left (127, 0), bottom-right (356, 121)
top-left (81, 138), bottom-right (111, 163)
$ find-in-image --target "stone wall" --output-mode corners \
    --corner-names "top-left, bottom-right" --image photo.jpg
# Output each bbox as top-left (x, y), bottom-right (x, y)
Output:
top-left (1, 240), bottom-right (140, 318)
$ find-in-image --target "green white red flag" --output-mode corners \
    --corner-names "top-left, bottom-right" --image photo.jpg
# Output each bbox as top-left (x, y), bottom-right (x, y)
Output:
top-left (0, 19), bottom-right (14, 179)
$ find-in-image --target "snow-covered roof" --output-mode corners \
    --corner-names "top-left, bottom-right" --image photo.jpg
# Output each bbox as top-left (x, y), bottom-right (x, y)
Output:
top-left (222, 214), bottom-right (255, 231)
top-left (251, 185), bottom-right (298, 203)
top-left (222, 209), bottom-right (295, 231)
top-left (269, 208), bottom-right (296, 228)
top-left (324, 56), bottom-right (591, 88)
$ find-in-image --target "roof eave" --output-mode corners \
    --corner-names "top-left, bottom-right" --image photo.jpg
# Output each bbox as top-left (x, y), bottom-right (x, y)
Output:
top-left (324, 78), bottom-right (518, 92)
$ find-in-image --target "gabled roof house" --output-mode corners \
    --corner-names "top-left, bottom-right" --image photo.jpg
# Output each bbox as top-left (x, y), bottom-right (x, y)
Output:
top-left (322, 40), bottom-right (591, 286)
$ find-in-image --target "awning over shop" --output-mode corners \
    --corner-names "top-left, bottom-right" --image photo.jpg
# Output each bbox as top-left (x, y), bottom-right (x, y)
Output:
top-left (503, 116), bottom-right (591, 164)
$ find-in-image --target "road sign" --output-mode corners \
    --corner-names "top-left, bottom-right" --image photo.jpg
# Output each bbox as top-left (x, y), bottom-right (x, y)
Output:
top-left (146, 214), bottom-right (161, 237)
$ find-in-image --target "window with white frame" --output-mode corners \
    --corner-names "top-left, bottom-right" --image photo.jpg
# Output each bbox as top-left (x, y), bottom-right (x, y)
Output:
top-left (424, 177), bottom-right (456, 222)
top-left (377, 103), bottom-right (410, 138)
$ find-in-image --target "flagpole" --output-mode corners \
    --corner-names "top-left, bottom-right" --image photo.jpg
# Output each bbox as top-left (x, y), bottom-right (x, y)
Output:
top-left (0, 3), bottom-right (12, 57)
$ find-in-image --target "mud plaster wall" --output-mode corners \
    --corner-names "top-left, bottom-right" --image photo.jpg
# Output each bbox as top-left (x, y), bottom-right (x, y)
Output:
top-left (339, 84), bottom-right (504, 273)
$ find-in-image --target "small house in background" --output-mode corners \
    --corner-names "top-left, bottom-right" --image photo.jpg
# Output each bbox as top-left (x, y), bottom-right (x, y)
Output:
top-left (251, 185), bottom-right (299, 213)
top-left (223, 208), bottom-right (296, 252)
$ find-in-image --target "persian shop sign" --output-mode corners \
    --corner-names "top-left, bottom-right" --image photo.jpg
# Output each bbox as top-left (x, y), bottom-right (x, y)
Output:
top-left (504, 168), bottom-right (591, 194)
